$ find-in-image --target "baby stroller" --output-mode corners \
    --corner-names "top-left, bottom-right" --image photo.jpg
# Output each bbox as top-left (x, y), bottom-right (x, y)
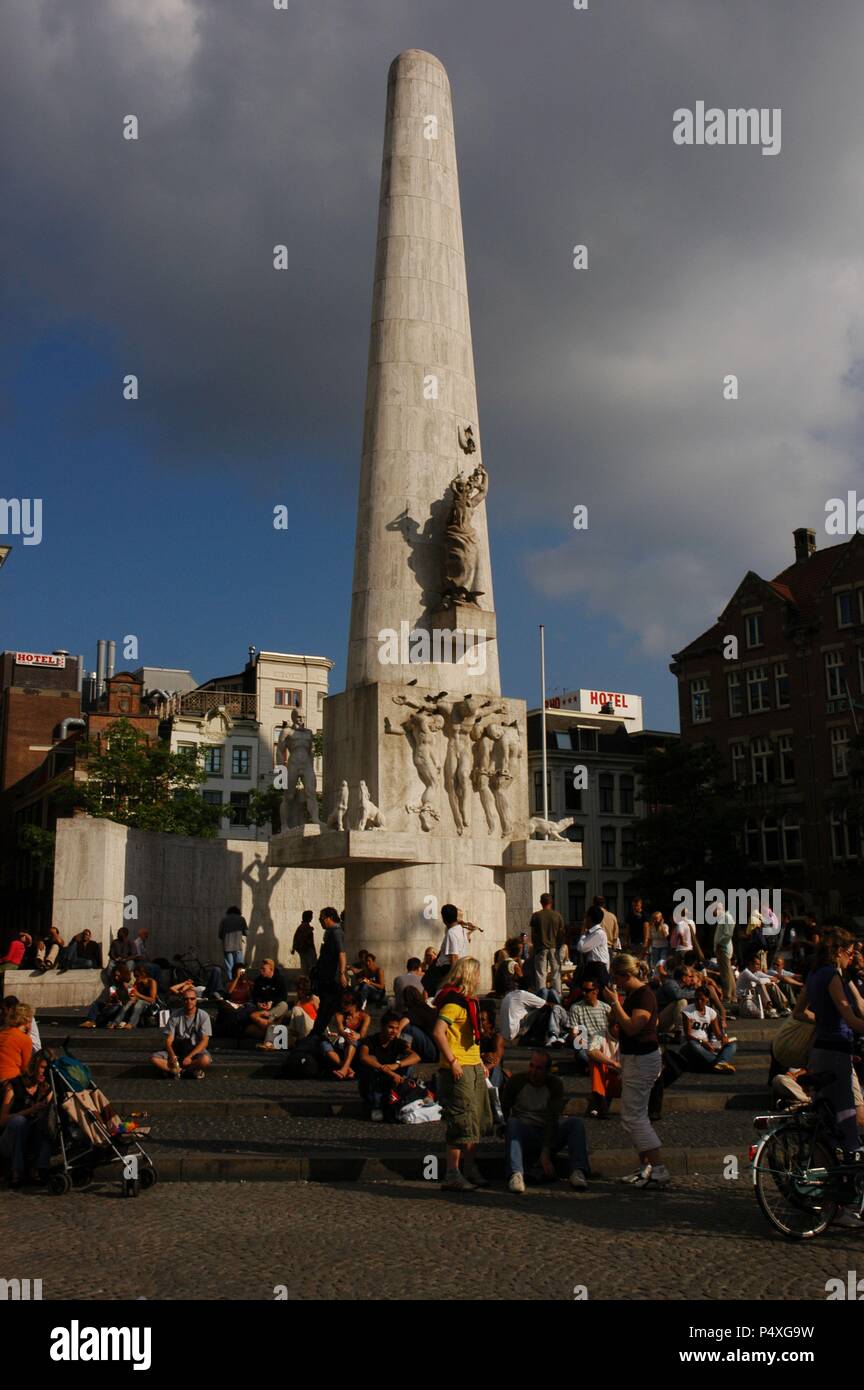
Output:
top-left (47, 1051), bottom-right (157, 1198)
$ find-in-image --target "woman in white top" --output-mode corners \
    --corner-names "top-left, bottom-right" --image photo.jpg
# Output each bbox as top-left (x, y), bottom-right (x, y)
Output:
top-left (682, 987), bottom-right (737, 1072)
top-left (643, 913), bottom-right (670, 969)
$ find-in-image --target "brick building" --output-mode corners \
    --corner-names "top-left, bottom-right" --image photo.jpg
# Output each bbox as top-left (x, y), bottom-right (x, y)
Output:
top-left (670, 527), bottom-right (864, 920)
top-left (0, 649), bottom-right (83, 791)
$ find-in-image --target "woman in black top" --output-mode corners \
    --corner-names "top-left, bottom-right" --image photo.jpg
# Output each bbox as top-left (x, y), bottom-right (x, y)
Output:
top-left (0, 1050), bottom-right (53, 1186)
top-left (603, 954), bottom-right (670, 1189)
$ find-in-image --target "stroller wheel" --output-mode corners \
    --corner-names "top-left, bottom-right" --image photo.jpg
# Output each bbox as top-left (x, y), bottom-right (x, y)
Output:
top-left (48, 1171), bottom-right (72, 1197)
top-left (139, 1167), bottom-right (157, 1191)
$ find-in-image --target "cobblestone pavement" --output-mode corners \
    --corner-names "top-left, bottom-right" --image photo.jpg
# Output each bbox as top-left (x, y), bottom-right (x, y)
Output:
top-left (3, 1177), bottom-right (860, 1302)
top-left (139, 1108), bottom-right (756, 1161)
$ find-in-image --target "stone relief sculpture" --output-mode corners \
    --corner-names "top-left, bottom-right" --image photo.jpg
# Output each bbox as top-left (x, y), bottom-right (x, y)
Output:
top-left (327, 780), bottom-right (349, 831)
top-left (276, 708), bottom-right (320, 829)
top-left (354, 781), bottom-right (386, 830)
top-left (392, 697), bottom-right (445, 832)
top-left (487, 718), bottom-right (522, 836)
top-left (441, 461), bottom-right (488, 606)
top-left (457, 423), bottom-right (476, 455)
top-left (394, 691), bottom-right (509, 836)
top-left (469, 700), bottom-right (508, 834)
top-left (527, 815), bottom-right (575, 842)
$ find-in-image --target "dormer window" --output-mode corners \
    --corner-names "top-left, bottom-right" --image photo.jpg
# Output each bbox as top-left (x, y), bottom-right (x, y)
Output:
top-left (744, 612), bottom-right (764, 648)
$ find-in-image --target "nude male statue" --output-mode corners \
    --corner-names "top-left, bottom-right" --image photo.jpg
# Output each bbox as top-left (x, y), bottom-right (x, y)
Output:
top-left (276, 708), bottom-right (319, 827)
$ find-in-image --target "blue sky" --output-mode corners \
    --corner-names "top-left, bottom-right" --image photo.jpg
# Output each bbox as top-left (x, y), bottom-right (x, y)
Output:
top-left (4, 0), bottom-right (864, 733)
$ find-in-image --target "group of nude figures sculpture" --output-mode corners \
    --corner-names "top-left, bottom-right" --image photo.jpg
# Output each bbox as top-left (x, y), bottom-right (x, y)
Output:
top-left (393, 690), bottom-right (521, 837)
top-left (275, 694), bottom-right (522, 839)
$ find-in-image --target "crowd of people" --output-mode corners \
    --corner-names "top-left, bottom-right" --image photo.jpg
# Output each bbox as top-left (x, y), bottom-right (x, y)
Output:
top-left (1, 891), bottom-right (862, 1200)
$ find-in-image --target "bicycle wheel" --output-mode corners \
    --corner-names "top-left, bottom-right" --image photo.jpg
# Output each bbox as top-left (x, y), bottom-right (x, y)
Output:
top-left (754, 1125), bottom-right (840, 1239)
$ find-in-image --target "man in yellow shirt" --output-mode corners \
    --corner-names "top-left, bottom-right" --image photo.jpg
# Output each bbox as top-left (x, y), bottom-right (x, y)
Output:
top-left (433, 957), bottom-right (491, 1192)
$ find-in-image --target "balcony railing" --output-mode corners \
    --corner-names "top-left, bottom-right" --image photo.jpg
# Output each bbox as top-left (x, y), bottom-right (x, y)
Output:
top-left (157, 690), bottom-right (258, 721)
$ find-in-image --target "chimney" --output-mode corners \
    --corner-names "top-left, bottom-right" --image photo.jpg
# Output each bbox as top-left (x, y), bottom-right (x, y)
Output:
top-left (96, 639), bottom-right (107, 696)
top-left (793, 527), bottom-right (816, 564)
top-left (107, 639), bottom-right (116, 680)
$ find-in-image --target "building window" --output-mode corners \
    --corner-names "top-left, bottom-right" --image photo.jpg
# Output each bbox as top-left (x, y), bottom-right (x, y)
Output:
top-left (751, 738), bottom-right (774, 785)
top-left (274, 688), bottom-right (302, 708)
top-left (690, 678), bottom-right (711, 724)
top-left (731, 743), bottom-right (747, 786)
top-left (746, 666), bottom-right (770, 713)
top-left (564, 779), bottom-right (582, 812)
top-left (621, 827), bottom-right (636, 868)
top-left (774, 663), bottom-right (790, 709)
top-left (533, 771), bottom-right (553, 815)
top-left (599, 773), bottom-right (615, 814)
top-left (781, 815), bottom-right (801, 862)
top-left (836, 591), bottom-right (854, 628)
top-left (762, 816), bottom-right (780, 863)
top-left (619, 775), bottom-right (634, 815)
top-left (744, 819), bottom-right (760, 861)
top-left (778, 735), bottom-right (795, 784)
top-left (232, 745), bottom-right (252, 777)
top-left (727, 672), bottom-right (743, 717)
top-left (203, 746), bottom-right (223, 776)
top-left (830, 810), bottom-right (853, 859)
top-left (568, 881), bottom-right (587, 927)
top-left (831, 727), bottom-right (850, 777)
top-left (577, 728), bottom-right (598, 753)
top-left (228, 792), bottom-right (250, 827)
top-left (178, 742), bottom-right (196, 754)
top-left (600, 826), bottom-right (616, 868)
top-left (601, 882), bottom-right (619, 919)
top-left (566, 822), bottom-right (585, 845)
top-left (202, 790), bottom-right (223, 810)
top-left (825, 650), bottom-right (846, 700)
top-left (744, 612), bottom-right (764, 648)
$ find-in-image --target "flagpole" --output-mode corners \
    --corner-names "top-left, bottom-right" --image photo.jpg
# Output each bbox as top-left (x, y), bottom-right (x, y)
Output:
top-left (540, 625), bottom-right (549, 846)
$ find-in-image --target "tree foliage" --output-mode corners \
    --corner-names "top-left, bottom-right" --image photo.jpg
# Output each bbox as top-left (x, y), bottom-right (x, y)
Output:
top-left (631, 739), bottom-right (753, 912)
top-left (57, 720), bottom-right (223, 838)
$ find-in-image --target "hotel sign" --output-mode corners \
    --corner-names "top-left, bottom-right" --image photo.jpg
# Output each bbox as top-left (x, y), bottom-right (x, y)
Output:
top-left (545, 687), bottom-right (643, 731)
top-left (15, 651), bottom-right (66, 668)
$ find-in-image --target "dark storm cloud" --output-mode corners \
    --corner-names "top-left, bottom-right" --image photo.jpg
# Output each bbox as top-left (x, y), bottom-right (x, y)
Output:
top-left (3, 0), bottom-right (864, 654)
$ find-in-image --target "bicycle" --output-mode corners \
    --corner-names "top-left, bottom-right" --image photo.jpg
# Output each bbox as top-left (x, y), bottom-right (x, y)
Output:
top-left (751, 1070), bottom-right (864, 1239)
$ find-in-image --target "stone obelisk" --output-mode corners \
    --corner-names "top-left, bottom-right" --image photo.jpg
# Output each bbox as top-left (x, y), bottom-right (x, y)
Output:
top-left (348, 48), bottom-right (499, 694)
top-left (271, 51), bottom-right (580, 982)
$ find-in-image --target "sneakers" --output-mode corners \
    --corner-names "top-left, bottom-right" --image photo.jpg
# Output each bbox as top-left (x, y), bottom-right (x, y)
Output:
top-left (766, 1009), bottom-right (779, 1018)
top-left (370, 1108), bottom-right (384, 1122)
top-left (508, 1172), bottom-right (526, 1193)
top-left (621, 1166), bottom-right (650, 1184)
top-left (715, 1061), bottom-right (736, 1073)
top-left (631, 1163), bottom-right (670, 1189)
top-left (547, 1037), bottom-right (566, 1047)
top-left (832, 1208), bottom-right (862, 1229)
top-left (569, 1168), bottom-right (588, 1191)
top-left (443, 1168), bottom-right (477, 1192)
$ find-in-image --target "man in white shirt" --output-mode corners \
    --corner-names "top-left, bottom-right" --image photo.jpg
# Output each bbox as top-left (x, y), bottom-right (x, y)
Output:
top-left (576, 906), bottom-right (610, 986)
top-left (499, 990), bottom-right (569, 1047)
top-left (425, 904), bottom-right (478, 993)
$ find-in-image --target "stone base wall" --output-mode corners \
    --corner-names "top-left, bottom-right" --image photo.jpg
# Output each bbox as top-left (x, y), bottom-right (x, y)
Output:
top-left (51, 816), bottom-right (344, 972)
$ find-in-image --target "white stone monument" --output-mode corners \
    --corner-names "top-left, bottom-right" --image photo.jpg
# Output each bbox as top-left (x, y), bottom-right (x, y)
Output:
top-left (270, 50), bottom-right (581, 981)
